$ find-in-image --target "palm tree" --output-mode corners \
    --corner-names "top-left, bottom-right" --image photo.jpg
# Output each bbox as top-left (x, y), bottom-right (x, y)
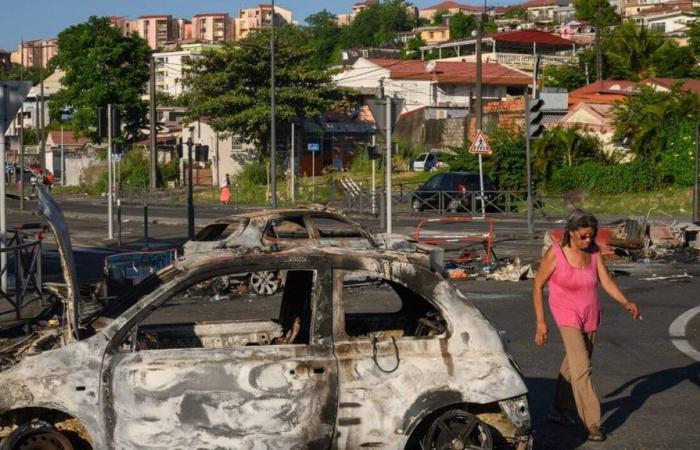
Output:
top-left (604, 21), bottom-right (664, 77)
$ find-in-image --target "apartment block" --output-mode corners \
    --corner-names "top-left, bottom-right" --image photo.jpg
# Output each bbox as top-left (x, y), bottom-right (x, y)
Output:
top-left (152, 44), bottom-right (219, 96)
top-left (11, 39), bottom-right (57, 68)
top-left (235, 4), bottom-right (293, 39)
top-left (137, 15), bottom-right (176, 49)
top-left (192, 13), bottom-right (236, 43)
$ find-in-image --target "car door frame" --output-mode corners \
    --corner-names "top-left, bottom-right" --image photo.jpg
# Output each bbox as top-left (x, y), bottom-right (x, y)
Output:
top-left (99, 255), bottom-right (338, 450)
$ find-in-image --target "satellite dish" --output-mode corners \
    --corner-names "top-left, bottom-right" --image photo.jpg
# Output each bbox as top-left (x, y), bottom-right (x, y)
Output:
top-left (426, 60), bottom-right (437, 73)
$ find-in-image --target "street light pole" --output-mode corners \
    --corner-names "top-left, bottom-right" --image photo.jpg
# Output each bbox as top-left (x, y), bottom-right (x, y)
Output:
top-left (475, 6), bottom-right (486, 216)
top-left (187, 129), bottom-right (195, 240)
top-left (270, 0), bottom-right (277, 209)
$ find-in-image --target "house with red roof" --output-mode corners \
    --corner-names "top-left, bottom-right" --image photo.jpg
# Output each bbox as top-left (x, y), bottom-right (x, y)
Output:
top-left (334, 57), bottom-right (531, 114)
top-left (418, 1), bottom-right (482, 21)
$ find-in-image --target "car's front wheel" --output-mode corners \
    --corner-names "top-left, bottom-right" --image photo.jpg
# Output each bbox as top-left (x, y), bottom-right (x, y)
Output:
top-left (249, 271), bottom-right (280, 295)
top-left (0, 421), bottom-right (76, 450)
top-left (422, 410), bottom-right (492, 450)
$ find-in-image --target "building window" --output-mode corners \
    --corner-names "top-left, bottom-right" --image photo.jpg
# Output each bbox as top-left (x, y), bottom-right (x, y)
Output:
top-left (650, 22), bottom-right (665, 33)
top-left (232, 136), bottom-right (243, 152)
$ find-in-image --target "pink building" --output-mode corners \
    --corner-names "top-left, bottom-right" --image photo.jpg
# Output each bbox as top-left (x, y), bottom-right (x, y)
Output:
top-left (137, 15), bottom-right (175, 49)
top-left (13, 39), bottom-right (56, 68)
top-left (235, 4), bottom-right (293, 39)
top-left (192, 13), bottom-right (235, 43)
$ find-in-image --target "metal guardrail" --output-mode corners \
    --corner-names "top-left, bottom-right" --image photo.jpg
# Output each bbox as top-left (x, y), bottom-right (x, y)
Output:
top-left (0, 226), bottom-right (45, 321)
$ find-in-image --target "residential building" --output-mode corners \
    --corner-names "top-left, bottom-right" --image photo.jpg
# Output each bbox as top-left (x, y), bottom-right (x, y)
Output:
top-left (337, 0), bottom-right (379, 25)
top-left (560, 20), bottom-right (596, 45)
top-left (12, 39), bottom-right (56, 68)
top-left (235, 4), bottom-right (293, 40)
top-left (175, 18), bottom-right (193, 41)
top-left (415, 25), bottom-right (451, 44)
top-left (419, 29), bottom-right (578, 72)
top-left (152, 44), bottom-right (219, 96)
top-left (418, 1), bottom-right (481, 22)
top-left (559, 102), bottom-right (625, 156)
top-left (522, 0), bottom-right (568, 22)
top-left (339, 48), bottom-right (402, 66)
top-left (137, 15), bottom-right (176, 49)
top-left (633, 2), bottom-right (697, 34)
top-left (334, 57), bottom-right (530, 114)
top-left (568, 80), bottom-right (637, 106)
top-left (45, 131), bottom-right (98, 186)
top-left (109, 17), bottom-right (138, 37)
top-left (192, 13), bottom-right (235, 43)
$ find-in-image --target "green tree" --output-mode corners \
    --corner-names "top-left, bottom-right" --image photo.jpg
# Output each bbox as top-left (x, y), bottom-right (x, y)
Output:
top-left (49, 16), bottom-right (151, 144)
top-left (503, 7), bottom-right (529, 20)
top-left (603, 21), bottom-right (664, 77)
top-left (543, 63), bottom-right (588, 91)
top-left (689, 10), bottom-right (700, 57)
top-left (339, 0), bottom-right (417, 48)
top-left (449, 12), bottom-right (476, 40)
top-left (574, 0), bottom-right (618, 25)
top-left (305, 10), bottom-right (342, 68)
top-left (649, 40), bottom-right (699, 78)
top-left (0, 63), bottom-right (49, 85)
top-left (432, 9), bottom-right (447, 25)
top-left (402, 35), bottom-right (427, 59)
top-left (185, 26), bottom-right (348, 151)
top-left (532, 126), bottom-right (606, 182)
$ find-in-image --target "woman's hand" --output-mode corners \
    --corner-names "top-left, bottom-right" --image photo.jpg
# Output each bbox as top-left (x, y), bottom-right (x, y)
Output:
top-left (535, 322), bottom-right (549, 346)
top-left (623, 302), bottom-right (642, 320)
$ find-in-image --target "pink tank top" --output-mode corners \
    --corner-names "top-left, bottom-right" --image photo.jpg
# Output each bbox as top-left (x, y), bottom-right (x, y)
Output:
top-left (547, 244), bottom-right (601, 332)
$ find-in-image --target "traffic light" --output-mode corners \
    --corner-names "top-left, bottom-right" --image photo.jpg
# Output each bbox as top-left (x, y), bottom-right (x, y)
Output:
top-left (366, 144), bottom-right (380, 160)
top-left (96, 107), bottom-right (107, 141)
top-left (526, 97), bottom-right (545, 140)
top-left (175, 139), bottom-right (183, 158)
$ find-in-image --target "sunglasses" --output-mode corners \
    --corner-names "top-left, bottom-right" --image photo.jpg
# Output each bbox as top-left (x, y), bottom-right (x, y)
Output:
top-left (576, 231), bottom-right (595, 241)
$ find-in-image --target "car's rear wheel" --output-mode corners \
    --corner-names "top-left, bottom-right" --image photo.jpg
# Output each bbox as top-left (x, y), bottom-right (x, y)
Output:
top-left (1, 421), bottom-right (74, 450)
top-left (249, 271), bottom-right (280, 295)
top-left (422, 410), bottom-right (492, 450)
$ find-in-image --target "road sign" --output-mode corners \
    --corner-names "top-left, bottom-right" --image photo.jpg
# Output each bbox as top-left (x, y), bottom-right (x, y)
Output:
top-left (469, 130), bottom-right (492, 155)
top-left (307, 143), bottom-right (320, 152)
top-left (0, 81), bottom-right (32, 129)
top-left (366, 97), bottom-right (404, 142)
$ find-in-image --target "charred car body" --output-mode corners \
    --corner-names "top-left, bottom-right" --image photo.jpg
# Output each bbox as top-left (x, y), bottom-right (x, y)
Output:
top-left (0, 193), bottom-right (531, 449)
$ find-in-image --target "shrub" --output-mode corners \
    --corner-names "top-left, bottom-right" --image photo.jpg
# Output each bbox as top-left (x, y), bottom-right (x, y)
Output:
top-left (547, 161), bottom-right (657, 193)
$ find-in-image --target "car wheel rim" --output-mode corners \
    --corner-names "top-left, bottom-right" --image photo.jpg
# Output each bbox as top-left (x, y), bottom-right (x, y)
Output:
top-left (249, 271), bottom-right (279, 295)
top-left (13, 430), bottom-right (74, 450)
top-left (424, 410), bottom-right (492, 450)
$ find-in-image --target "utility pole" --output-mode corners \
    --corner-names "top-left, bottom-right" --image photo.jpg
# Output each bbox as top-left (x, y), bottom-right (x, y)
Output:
top-left (595, 9), bottom-right (603, 81)
top-left (149, 57), bottom-right (157, 191)
top-left (270, 0), bottom-right (277, 209)
top-left (107, 104), bottom-right (114, 239)
top-left (694, 122), bottom-right (699, 225)
top-left (385, 92), bottom-right (392, 235)
top-left (187, 129), bottom-right (195, 240)
top-left (39, 74), bottom-right (45, 169)
top-left (475, 10), bottom-right (486, 215)
top-left (0, 84), bottom-right (7, 292)
top-left (19, 39), bottom-right (25, 211)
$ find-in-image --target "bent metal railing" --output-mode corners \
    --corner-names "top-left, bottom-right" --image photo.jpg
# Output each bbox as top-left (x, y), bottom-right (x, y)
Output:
top-left (0, 225), bottom-right (45, 321)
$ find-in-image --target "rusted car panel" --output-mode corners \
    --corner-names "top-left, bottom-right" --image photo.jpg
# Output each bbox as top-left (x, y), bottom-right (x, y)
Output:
top-left (1, 245), bottom-right (530, 449)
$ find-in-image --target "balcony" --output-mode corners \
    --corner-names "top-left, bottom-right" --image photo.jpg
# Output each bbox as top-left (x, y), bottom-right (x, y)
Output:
top-left (459, 52), bottom-right (575, 70)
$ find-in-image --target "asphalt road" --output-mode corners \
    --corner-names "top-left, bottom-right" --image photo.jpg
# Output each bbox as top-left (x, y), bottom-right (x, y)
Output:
top-left (2, 196), bottom-right (700, 449)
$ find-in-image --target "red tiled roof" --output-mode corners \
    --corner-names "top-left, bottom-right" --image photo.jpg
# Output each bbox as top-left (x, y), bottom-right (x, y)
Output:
top-left (522, 0), bottom-right (559, 8)
top-left (488, 29), bottom-right (575, 47)
top-left (192, 13), bottom-right (229, 18)
top-left (365, 58), bottom-right (531, 85)
top-left (137, 15), bottom-right (172, 19)
top-left (47, 131), bottom-right (91, 146)
top-left (422, 1), bottom-right (481, 11)
top-left (641, 77), bottom-right (700, 94)
top-left (638, 1), bottom-right (695, 16)
top-left (569, 80), bottom-right (637, 96)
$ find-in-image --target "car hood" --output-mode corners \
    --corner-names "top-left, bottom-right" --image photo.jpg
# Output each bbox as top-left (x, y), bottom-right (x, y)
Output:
top-left (37, 190), bottom-right (79, 342)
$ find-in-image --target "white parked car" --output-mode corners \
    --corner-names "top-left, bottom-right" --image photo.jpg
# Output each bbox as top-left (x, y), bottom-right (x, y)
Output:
top-left (412, 153), bottom-right (448, 172)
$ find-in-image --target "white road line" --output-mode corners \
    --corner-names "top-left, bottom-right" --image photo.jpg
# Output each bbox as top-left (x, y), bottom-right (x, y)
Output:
top-left (669, 305), bottom-right (700, 362)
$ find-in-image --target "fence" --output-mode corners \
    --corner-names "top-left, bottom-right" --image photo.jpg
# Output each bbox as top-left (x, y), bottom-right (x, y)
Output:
top-left (0, 226), bottom-right (45, 321)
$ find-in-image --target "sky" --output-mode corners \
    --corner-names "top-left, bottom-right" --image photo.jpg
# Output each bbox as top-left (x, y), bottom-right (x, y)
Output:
top-left (0, 0), bottom-right (515, 52)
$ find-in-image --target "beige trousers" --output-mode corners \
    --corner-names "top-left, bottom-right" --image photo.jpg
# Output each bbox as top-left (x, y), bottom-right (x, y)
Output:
top-left (554, 326), bottom-right (601, 430)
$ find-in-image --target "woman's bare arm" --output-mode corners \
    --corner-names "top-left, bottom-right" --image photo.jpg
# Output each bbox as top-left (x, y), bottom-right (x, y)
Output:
top-left (533, 247), bottom-right (556, 346)
top-left (596, 253), bottom-right (641, 319)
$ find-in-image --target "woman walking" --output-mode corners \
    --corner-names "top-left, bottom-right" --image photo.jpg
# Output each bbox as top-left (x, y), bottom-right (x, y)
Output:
top-left (532, 209), bottom-right (641, 442)
top-left (219, 173), bottom-right (231, 205)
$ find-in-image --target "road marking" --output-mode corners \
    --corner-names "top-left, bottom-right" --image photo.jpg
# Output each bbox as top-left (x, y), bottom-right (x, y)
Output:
top-left (669, 305), bottom-right (700, 362)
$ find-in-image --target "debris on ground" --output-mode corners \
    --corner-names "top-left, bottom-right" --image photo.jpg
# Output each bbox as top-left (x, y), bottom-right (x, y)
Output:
top-left (486, 259), bottom-right (534, 282)
top-left (639, 273), bottom-right (693, 281)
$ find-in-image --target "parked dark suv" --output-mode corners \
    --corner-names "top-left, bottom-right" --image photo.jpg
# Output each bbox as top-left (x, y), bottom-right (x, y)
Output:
top-left (411, 171), bottom-right (498, 212)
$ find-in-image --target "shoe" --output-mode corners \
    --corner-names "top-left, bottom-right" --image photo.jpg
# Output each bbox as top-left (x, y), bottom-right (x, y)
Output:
top-left (547, 409), bottom-right (576, 427)
top-left (587, 426), bottom-right (606, 442)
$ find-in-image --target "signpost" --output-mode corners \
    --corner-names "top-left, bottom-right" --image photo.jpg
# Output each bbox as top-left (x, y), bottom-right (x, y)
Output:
top-left (0, 80), bottom-right (32, 291)
top-left (469, 130), bottom-right (492, 215)
top-left (308, 142), bottom-right (320, 201)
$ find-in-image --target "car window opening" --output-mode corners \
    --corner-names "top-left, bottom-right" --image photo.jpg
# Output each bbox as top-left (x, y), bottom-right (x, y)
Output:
top-left (193, 219), bottom-right (247, 241)
top-left (266, 217), bottom-right (309, 240)
top-left (124, 270), bottom-right (316, 351)
top-left (341, 273), bottom-right (447, 339)
top-left (313, 217), bottom-right (365, 239)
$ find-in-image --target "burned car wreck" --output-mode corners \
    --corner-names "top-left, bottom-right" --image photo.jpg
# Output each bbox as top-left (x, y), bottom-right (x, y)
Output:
top-left (0, 193), bottom-right (531, 449)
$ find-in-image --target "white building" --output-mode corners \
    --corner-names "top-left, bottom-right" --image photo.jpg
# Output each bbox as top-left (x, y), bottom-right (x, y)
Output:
top-left (152, 43), bottom-right (219, 96)
top-left (634, 3), bottom-right (697, 34)
top-left (334, 57), bottom-right (531, 114)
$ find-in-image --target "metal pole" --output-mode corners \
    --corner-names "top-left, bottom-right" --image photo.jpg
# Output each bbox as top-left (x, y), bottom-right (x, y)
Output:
top-left (144, 201), bottom-right (149, 249)
top-left (371, 134), bottom-right (376, 215)
top-left (149, 57), bottom-right (157, 191)
top-left (291, 122), bottom-right (295, 205)
top-left (187, 130), bottom-right (195, 240)
top-left (0, 84), bottom-right (7, 292)
top-left (475, 11), bottom-right (486, 216)
top-left (694, 122), bottom-right (699, 225)
top-left (385, 96), bottom-right (392, 235)
top-left (107, 104), bottom-right (114, 239)
top-left (39, 75), bottom-right (45, 170)
top-left (270, 0), bottom-right (277, 209)
top-left (312, 147), bottom-right (315, 202)
top-left (595, 9), bottom-right (602, 81)
top-left (525, 96), bottom-right (534, 236)
top-left (19, 39), bottom-right (25, 211)
top-left (61, 123), bottom-right (64, 186)
top-left (117, 199), bottom-right (122, 246)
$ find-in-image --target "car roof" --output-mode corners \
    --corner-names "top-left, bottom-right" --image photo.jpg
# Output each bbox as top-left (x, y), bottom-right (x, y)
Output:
top-left (205, 208), bottom-right (345, 224)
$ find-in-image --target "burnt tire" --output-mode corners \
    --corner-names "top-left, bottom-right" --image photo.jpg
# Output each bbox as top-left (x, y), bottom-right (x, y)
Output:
top-left (1, 421), bottom-right (74, 450)
top-left (422, 410), bottom-right (492, 450)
